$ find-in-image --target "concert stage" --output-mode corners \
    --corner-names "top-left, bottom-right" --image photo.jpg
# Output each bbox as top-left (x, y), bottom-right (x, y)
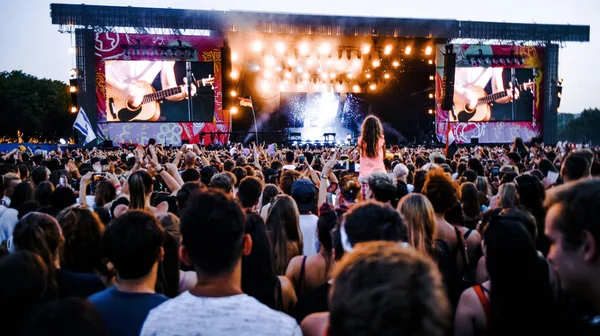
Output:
top-left (50, 4), bottom-right (589, 146)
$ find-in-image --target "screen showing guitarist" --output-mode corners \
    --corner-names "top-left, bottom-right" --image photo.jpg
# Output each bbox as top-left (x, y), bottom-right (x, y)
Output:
top-left (105, 60), bottom-right (215, 122)
top-left (452, 67), bottom-right (534, 122)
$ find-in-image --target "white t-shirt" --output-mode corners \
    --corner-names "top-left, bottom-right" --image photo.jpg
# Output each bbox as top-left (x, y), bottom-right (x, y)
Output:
top-left (299, 214), bottom-right (319, 256)
top-left (260, 203), bottom-right (272, 222)
top-left (282, 164), bottom-right (296, 171)
top-left (141, 292), bottom-right (301, 336)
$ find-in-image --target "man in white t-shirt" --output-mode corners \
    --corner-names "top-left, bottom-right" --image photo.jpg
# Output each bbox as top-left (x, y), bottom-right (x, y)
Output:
top-left (141, 191), bottom-right (301, 336)
top-left (282, 151), bottom-right (296, 171)
top-left (291, 179), bottom-right (319, 256)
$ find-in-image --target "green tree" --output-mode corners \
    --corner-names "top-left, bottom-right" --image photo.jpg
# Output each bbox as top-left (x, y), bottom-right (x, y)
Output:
top-left (0, 70), bottom-right (74, 142)
top-left (558, 108), bottom-right (600, 145)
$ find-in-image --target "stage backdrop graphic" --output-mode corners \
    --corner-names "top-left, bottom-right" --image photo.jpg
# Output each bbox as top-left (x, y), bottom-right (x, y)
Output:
top-left (435, 44), bottom-right (545, 144)
top-left (95, 33), bottom-right (226, 145)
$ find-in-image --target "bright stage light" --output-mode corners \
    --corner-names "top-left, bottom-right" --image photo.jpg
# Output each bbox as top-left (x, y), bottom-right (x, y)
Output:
top-left (425, 46), bottom-right (433, 55)
top-left (264, 71), bottom-right (273, 79)
top-left (321, 72), bottom-right (328, 79)
top-left (361, 44), bottom-right (371, 54)
top-left (329, 73), bottom-right (336, 79)
top-left (347, 73), bottom-right (353, 79)
top-left (369, 83), bottom-right (377, 91)
top-left (429, 93), bottom-right (434, 99)
top-left (296, 66), bottom-right (304, 73)
top-left (70, 106), bottom-right (77, 113)
top-left (353, 59), bottom-right (361, 67)
top-left (69, 86), bottom-right (77, 93)
top-left (59, 138), bottom-right (67, 145)
top-left (230, 90), bottom-right (237, 97)
top-left (260, 80), bottom-right (270, 91)
top-left (319, 43), bottom-right (331, 55)
top-left (231, 52), bottom-right (239, 62)
top-left (302, 72), bottom-right (309, 79)
top-left (392, 61), bottom-right (400, 67)
top-left (428, 109), bottom-right (434, 114)
top-left (279, 82), bottom-right (287, 91)
top-left (299, 42), bottom-right (310, 56)
top-left (276, 65), bottom-right (283, 72)
top-left (384, 45), bottom-right (393, 55)
top-left (336, 84), bottom-right (344, 91)
top-left (287, 58), bottom-right (296, 67)
top-left (405, 46), bottom-right (412, 55)
top-left (285, 72), bottom-right (292, 79)
top-left (251, 40), bottom-right (263, 53)
top-left (307, 58), bottom-right (314, 66)
top-left (265, 55), bottom-right (276, 67)
top-left (275, 41), bottom-right (286, 54)
top-left (429, 75), bottom-right (434, 80)
top-left (384, 73), bottom-right (390, 79)
top-left (366, 73), bottom-right (372, 79)
top-left (372, 59), bottom-right (381, 67)
top-left (231, 106), bottom-right (239, 115)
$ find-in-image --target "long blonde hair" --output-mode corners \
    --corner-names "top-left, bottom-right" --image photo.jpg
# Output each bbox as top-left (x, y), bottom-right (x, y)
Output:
top-left (397, 194), bottom-right (437, 257)
top-left (498, 182), bottom-right (519, 208)
top-left (360, 115), bottom-right (383, 158)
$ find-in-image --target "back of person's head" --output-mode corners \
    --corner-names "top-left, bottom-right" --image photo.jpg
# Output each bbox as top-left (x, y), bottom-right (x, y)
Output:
top-left (484, 216), bottom-right (553, 334)
top-left (291, 178), bottom-right (317, 213)
top-left (34, 181), bottom-right (55, 207)
top-left (498, 182), bottom-right (519, 208)
top-left (514, 174), bottom-right (545, 213)
top-left (501, 207), bottom-right (538, 241)
top-left (200, 166), bottom-right (216, 185)
top-left (17, 163), bottom-right (29, 181)
top-left (265, 194), bottom-right (302, 274)
top-left (340, 175), bottom-right (362, 203)
top-left (413, 169), bottom-right (427, 193)
top-left (571, 149), bottom-right (595, 173)
top-left (56, 207), bottom-right (105, 274)
top-left (360, 115), bottom-right (384, 158)
top-left (238, 176), bottom-right (264, 209)
top-left (397, 194), bottom-right (436, 256)
top-left (223, 159), bottom-right (235, 172)
top-left (285, 151), bottom-right (295, 164)
top-left (561, 153), bottom-right (591, 182)
top-left (462, 169), bottom-right (478, 183)
top-left (0, 250), bottom-right (50, 336)
top-left (10, 181), bottom-right (34, 210)
top-left (157, 212), bottom-right (181, 242)
top-left (236, 156), bottom-right (248, 167)
top-left (210, 172), bottom-right (234, 194)
top-left (538, 159), bottom-right (557, 177)
top-left (31, 167), bottom-right (49, 186)
top-left (241, 211), bottom-right (278, 308)
top-left (317, 203), bottom-right (338, 256)
top-left (94, 181), bottom-right (116, 208)
top-left (18, 201), bottom-right (42, 220)
top-left (128, 170), bottom-right (153, 210)
top-left (271, 161), bottom-right (283, 172)
top-left (456, 162), bottom-right (467, 177)
top-left (507, 152), bottom-right (522, 164)
top-left (467, 159), bottom-right (484, 176)
top-left (341, 201), bottom-right (408, 251)
top-left (261, 184), bottom-right (280, 208)
top-left (423, 168), bottom-right (459, 214)
top-left (180, 191), bottom-right (246, 277)
top-left (460, 182), bottom-right (481, 218)
top-left (368, 172), bottom-right (397, 204)
top-left (49, 187), bottom-right (76, 211)
top-left (392, 163), bottom-right (409, 181)
top-left (104, 211), bottom-right (165, 280)
top-left (184, 151), bottom-right (197, 167)
top-left (23, 298), bottom-right (108, 336)
top-left (176, 181), bottom-right (205, 212)
top-left (279, 169), bottom-right (300, 196)
top-left (329, 241), bottom-right (449, 336)
top-left (231, 167), bottom-right (247, 188)
top-left (181, 168), bottom-right (200, 183)
top-left (529, 169), bottom-right (544, 181)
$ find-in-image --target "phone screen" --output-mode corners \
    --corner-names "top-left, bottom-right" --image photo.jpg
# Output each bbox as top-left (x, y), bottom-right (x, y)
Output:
top-left (547, 171), bottom-right (559, 185)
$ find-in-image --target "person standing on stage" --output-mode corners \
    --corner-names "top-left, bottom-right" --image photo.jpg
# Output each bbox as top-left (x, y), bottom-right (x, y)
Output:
top-left (357, 116), bottom-right (386, 200)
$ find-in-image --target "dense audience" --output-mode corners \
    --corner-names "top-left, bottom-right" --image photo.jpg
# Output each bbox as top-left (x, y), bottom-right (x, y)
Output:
top-left (1, 116), bottom-right (600, 335)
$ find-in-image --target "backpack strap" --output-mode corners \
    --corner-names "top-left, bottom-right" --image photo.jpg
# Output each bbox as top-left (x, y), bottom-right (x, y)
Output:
top-left (473, 285), bottom-right (492, 327)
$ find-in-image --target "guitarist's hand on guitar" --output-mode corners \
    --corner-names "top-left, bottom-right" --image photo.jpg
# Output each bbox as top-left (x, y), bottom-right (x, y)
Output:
top-left (126, 84), bottom-right (146, 109)
top-left (179, 77), bottom-right (197, 100)
top-left (505, 82), bottom-right (520, 102)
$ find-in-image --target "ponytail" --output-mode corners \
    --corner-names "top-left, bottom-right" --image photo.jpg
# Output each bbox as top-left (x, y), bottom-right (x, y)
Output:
top-left (128, 171), bottom-right (152, 210)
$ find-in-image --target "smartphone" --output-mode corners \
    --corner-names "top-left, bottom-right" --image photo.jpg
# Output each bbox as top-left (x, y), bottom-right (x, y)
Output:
top-left (186, 144), bottom-right (194, 150)
top-left (354, 163), bottom-right (360, 172)
top-left (298, 154), bottom-right (305, 162)
top-left (59, 175), bottom-right (67, 187)
top-left (491, 166), bottom-right (500, 175)
top-left (547, 171), bottom-right (559, 185)
top-left (92, 172), bottom-right (106, 182)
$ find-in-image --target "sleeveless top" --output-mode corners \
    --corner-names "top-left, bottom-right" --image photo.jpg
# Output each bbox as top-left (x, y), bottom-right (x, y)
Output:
top-left (275, 279), bottom-right (284, 312)
top-left (295, 256), bottom-right (308, 294)
top-left (357, 136), bottom-right (386, 179)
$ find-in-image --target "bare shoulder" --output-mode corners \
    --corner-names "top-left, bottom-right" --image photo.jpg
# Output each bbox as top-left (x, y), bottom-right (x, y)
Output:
top-left (285, 255), bottom-right (304, 278)
top-left (301, 312), bottom-right (329, 336)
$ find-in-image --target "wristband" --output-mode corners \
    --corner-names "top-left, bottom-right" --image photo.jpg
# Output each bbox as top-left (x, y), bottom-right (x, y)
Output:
top-left (155, 165), bottom-right (164, 174)
top-left (114, 184), bottom-right (121, 189)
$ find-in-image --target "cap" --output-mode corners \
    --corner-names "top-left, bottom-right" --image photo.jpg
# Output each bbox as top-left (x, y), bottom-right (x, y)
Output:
top-left (291, 178), bottom-right (316, 213)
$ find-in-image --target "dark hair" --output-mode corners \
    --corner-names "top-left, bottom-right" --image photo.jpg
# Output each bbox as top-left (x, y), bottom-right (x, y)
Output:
top-left (544, 178), bottom-right (600, 249)
top-left (360, 115), bottom-right (384, 158)
top-left (128, 170), bottom-right (153, 210)
top-left (285, 151), bottom-right (295, 164)
top-left (343, 201), bottom-right (408, 247)
top-left (279, 169), bottom-right (300, 196)
top-left (181, 168), bottom-right (200, 183)
top-left (460, 182), bottom-right (481, 219)
top-left (56, 207), bottom-right (107, 276)
top-left (444, 203), bottom-right (465, 227)
top-left (103, 211), bottom-right (165, 280)
top-left (31, 167), bottom-right (49, 186)
top-left (231, 167), bottom-right (247, 188)
top-left (467, 159), bottom-right (484, 176)
top-left (318, 203), bottom-right (338, 273)
top-left (538, 159), bottom-right (558, 178)
top-left (223, 159), bottom-right (235, 172)
top-left (462, 170), bottom-right (478, 183)
top-left (23, 298), bottom-right (108, 336)
top-left (0, 251), bottom-right (50, 336)
top-left (200, 167), bottom-right (216, 185)
top-left (514, 174), bottom-right (548, 254)
top-left (50, 187), bottom-right (77, 210)
top-left (34, 181), bottom-right (55, 207)
top-left (265, 194), bottom-right (302, 275)
top-left (507, 152), bottom-right (522, 164)
top-left (423, 168), bottom-right (459, 214)
top-left (329, 241), bottom-right (449, 336)
top-left (17, 163), bottom-right (29, 180)
top-left (561, 153), bottom-right (590, 182)
top-left (413, 169), bottom-right (427, 194)
top-left (94, 181), bottom-right (116, 208)
top-left (12, 213), bottom-right (62, 299)
top-left (10, 181), bottom-right (35, 210)
top-left (261, 184), bottom-right (280, 209)
top-left (176, 182), bottom-right (205, 213)
top-left (180, 191), bottom-right (246, 276)
top-left (340, 175), bottom-right (361, 203)
top-left (210, 172), bottom-right (234, 194)
top-left (367, 172), bottom-right (397, 204)
top-left (241, 211), bottom-right (279, 309)
top-left (238, 176), bottom-right (264, 208)
top-left (484, 217), bottom-right (556, 335)
top-left (18, 201), bottom-right (42, 220)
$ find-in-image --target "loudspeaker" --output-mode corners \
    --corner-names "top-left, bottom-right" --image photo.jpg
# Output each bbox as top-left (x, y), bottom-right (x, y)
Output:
top-left (101, 140), bottom-right (114, 149)
top-left (441, 45), bottom-right (456, 111)
top-left (470, 137), bottom-right (479, 145)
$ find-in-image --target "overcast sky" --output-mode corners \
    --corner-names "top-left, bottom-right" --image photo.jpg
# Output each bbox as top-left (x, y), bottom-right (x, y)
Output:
top-left (0, 0), bottom-right (596, 113)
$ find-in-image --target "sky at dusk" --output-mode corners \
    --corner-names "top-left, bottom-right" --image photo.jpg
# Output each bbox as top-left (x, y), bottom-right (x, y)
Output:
top-left (0, 0), bottom-right (597, 113)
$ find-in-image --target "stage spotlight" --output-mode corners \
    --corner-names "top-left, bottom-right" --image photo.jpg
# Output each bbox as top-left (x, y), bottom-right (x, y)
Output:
top-left (302, 72), bottom-right (309, 79)
top-left (251, 40), bottom-right (263, 53)
top-left (429, 93), bottom-right (434, 99)
top-left (353, 59), bottom-right (361, 68)
top-left (428, 109), bottom-right (434, 114)
top-left (366, 73), bottom-right (372, 79)
top-left (361, 44), bottom-right (371, 54)
top-left (231, 52), bottom-right (239, 62)
top-left (230, 106), bottom-right (239, 115)
top-left (265, 55), bottom-right (276, 67)
top-left (425, 46), bottom-right (433, 55)
top-left (275, 41), bottom-right (286, 54)
top-left (296, 66), bottom-right (304, 73)
top-left (69, 86), bottom-right (77, 93)
top-left (384, 73), bottom-right (390, 79)
top-left (405, 46), bottom-right (412, 55)
top-left (352, 84), bottom-right (361, 92)
top-left (264, 71), bottom-right (273, 79)
top-left (299, 42), bottom-right (310, 56)
top-left (59, 138), bottom-right (67, 145)
top-left (429, 75), bottom-right (434, 80)
top-left (319, 43), bottom-right (331, 55)
top-left (329, 73), bottom-right (336, 79)
top-left (428, 60), bottom-right (433, 65)
top-left (230, 90), bottom-right (237, 97)
top-left (279, 82), bottom-right (287, 91)
top-left (372, 59), bottom-right (381, 67)
top-left (287, 58), bottom-right (296, 67)
top-left (347, 73), bottom-right (354, 79)
top-left (392, 60), bottom-right (400, 67)
top-left (285, 72), bottom-right (292, 79)
top-left (69, 68), bottom-right (77, 77)
top-left (369, 83), bottom-right (377, 91)
top-left (260, 80), bottom-right (270, 91)
top-left (70, 106), bottom-right (77, 113)
top-left (384, 45), bottom-right (393, 55)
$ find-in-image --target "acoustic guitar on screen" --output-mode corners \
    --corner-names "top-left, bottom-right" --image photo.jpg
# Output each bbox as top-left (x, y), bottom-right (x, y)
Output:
top-left (106, 75), bottom-right (214, 122)
top-left (452, 80), bottom-right (534, 122)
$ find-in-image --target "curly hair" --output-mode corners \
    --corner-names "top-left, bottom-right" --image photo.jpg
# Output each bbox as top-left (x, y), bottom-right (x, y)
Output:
top-left (422, 168), bottom-right (460, 214)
